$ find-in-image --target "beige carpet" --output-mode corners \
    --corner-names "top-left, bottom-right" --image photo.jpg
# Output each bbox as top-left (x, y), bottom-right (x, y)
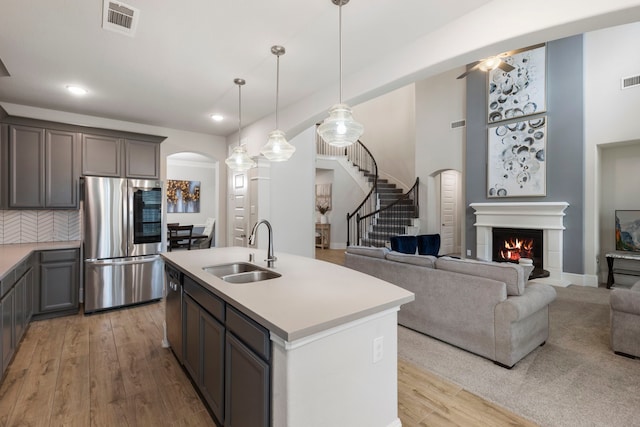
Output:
top-left (398, 285), bottom-right (640, 427)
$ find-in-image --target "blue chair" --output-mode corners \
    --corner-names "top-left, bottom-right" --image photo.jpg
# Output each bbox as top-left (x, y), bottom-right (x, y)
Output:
top-left (417, 234), bottom-right (441, 256)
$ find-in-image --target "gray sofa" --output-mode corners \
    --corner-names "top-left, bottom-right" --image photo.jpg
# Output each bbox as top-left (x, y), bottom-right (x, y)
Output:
top-left (610, 280), bottom-right (640, 359)
top-left (345, 246), bottom-right (557, 368)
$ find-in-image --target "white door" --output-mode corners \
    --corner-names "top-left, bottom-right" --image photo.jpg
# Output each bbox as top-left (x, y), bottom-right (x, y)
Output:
top-left (231, 172), bottom-right (248, 247)
top-left (440, 170), bottom-right (459, 255)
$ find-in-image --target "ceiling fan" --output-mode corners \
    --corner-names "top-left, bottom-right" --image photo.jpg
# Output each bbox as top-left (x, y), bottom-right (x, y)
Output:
top-left (456, 43), bottom-right (545, 79)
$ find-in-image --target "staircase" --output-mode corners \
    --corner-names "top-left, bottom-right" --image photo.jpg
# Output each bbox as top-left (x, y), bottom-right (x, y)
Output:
top-left (316, 132), bottom-right (419, 248)
top-left (360, 175), bottom-right (418, 247)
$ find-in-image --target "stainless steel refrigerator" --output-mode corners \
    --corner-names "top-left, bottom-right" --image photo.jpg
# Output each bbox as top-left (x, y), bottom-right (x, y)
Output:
top-left (83, 176), bottom-right (164, 313)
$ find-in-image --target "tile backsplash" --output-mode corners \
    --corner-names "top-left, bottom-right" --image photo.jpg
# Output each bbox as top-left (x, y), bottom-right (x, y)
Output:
top-left (0, 210), bottom-right (81, 244)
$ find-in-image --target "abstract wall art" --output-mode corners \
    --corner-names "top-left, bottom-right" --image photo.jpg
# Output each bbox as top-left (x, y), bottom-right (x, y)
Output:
top-left (487, 116), bottom-right (546, 198)
top-left (488, 45), bottom-right (546, 124)
top-left (167, 180), bottom-right (201, 213)
top-left (615, 210), bottom-right (640, 252)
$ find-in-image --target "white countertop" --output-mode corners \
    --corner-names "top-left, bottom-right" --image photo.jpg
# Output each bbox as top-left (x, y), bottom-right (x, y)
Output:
top-left (162, 247), bottom-right (415, 342)
top-left (0, 241), bottom-right (82, 280)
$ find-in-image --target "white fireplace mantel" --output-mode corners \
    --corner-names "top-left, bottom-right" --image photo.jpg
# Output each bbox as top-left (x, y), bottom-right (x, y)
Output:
top-left (470, 202), bottom-right (570, 286)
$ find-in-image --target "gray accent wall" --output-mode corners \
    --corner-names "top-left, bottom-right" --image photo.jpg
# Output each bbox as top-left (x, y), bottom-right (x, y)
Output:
top-left (465, 35), bottom-right (585, 274)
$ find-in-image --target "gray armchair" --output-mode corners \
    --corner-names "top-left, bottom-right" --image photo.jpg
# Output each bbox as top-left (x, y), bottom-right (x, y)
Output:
top-left (610, 280), bottom-right (640, 358)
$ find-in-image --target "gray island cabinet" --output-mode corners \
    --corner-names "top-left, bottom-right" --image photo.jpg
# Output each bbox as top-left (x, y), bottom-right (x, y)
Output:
top-left (162, 247), bottom-right (414, 427)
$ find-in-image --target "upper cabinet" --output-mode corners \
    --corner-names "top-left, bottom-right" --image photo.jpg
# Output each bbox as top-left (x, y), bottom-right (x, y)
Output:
top-left (81, 134), bottom-right (122, 177)
top-left (82, 134), bottom-right (161, 179)
top-left (1, 116), bottom-right (165, 210)
top-left (7, 125), bottom-right (79, 209)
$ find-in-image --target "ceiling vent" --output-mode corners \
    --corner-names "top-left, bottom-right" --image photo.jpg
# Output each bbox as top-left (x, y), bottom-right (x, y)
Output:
top-left (102, 1), bottom-right (139, 37)
top-left (621, 74), bottom-right (640, 90)
top-left (450, 119), bottom-right (466, 130)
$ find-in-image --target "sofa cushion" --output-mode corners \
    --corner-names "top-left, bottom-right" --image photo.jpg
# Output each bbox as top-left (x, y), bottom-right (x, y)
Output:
top-left (417, 234), bottom-right (441, 256)
top-left (346, 246), bottom-right (389, 259)
top-left (435, 256), bottom-right (527, 296)
top-left (386, 251), bottom-right (437, 268)
top-left (390, 235), bottom-right (417, 254)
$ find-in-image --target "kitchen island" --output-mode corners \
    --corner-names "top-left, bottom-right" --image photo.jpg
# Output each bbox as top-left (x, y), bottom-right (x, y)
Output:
top-left (162, 247), bottom-right (414, 427)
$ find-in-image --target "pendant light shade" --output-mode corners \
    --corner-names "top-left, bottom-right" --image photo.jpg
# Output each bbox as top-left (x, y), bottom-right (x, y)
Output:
top-left (261, 45), bottom-right (296, 162)
top-left (317, 0), bottom-right (363, 147)
top-left (225, 78), bottom-right (256, 171)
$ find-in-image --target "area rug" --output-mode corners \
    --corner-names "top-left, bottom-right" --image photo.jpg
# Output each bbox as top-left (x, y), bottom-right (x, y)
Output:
top-left (398, 285), bottom-right (640, 427)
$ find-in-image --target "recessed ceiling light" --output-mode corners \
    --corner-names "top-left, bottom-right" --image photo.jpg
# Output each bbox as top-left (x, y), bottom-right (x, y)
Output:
top-left (66, 85), bottom-right (88, 95)
top-left (211, 114), bottom-right (224, 122)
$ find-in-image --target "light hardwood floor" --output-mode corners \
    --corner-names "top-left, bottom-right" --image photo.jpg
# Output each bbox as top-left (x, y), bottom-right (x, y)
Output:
top-left (0, 250), bottom-right (537, 426)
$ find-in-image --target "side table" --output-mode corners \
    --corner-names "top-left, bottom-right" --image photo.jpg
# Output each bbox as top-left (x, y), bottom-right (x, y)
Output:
top-left (606, 251), bottom-right (640, 288)
top-left (315, 223), bottom-right (330, 249)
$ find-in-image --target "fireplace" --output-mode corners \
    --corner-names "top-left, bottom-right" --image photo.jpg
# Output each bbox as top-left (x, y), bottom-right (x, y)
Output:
top-left (470, 202), bottom-right (570, 285)
top-left (492, 228), bottom-right (543, 266)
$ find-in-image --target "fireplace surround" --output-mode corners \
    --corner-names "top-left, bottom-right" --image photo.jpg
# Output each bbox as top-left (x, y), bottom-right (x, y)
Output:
top-left (470, 202), bottom-right (570, 285)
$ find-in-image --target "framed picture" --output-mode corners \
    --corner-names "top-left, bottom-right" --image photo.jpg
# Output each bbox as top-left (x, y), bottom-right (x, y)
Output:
top-left (167, 180), bottom-right (201, 213)
top-left (487, 116), bottom-right (546, 198)
top-left (615, 210), bottom-right (640, 252)
top-left (488, 44), bottom-right (546, 123)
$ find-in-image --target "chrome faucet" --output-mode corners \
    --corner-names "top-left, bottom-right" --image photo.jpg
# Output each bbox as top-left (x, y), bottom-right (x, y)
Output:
top-left (248, 219), bottom-right (277, 268)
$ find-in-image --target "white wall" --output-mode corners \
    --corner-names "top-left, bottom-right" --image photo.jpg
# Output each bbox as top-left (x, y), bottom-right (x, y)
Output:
top-left (266, 126), bottom-right (317, 258)
top-left (352, 84), bottom-right (416, 190)
top-left (315, 160), bottom-right (367, 249)
top-left (584, 21), bottom-right (640, 280)
top-left (166, 158), bottom-right (217, 231)
top-left (599, 142), bottom-right (640, 284)
top-left (415, 67), bottom-right (467, 234)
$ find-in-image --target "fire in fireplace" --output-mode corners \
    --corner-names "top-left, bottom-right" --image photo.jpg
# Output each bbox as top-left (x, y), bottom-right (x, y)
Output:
top-left (492, 227), bottom-right (543, 271)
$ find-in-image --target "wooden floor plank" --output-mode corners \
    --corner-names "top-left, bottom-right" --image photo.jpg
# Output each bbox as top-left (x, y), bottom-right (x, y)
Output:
top-left (50, 355), bottom-right (91, 426)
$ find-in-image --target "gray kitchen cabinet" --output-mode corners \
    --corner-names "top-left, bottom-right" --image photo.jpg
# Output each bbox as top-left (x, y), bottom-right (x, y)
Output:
top-left (9, 125), bottom-right (45, 208)
top-left (0, 255), bottom-right (32, 378)
top-left (81, 134), bottom-right (122, 177)
top-left (82, 134), bottom-right (161, 179)
top-left (1, 287), bottom-right (15, 375)
top-left (34, 249), bottom-right (79, 319)
top-left (183, 277), bottom-right (225, 425)
top-left (7, 125), bottom-right (79, 209)
top-left (225, 306), bottom-right (270, 427)
top-left (46, 129), bottom-right (80, 208)
top-left (178, 271), bottom-right (271, 427)
top-left (125, 139), bottom-right (160, 179)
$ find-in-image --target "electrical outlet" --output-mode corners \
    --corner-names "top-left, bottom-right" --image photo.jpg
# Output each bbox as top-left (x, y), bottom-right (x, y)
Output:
top-left (467, 249), bottom-right (472, 256)
top-left (373, 336), bottom-right (384, 363)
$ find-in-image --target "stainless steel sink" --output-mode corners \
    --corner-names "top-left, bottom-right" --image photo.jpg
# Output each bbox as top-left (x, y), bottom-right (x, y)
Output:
top-left (221, 270), bottom-right (281, 283)
top-left (202, 262), bottom-right (281, 283)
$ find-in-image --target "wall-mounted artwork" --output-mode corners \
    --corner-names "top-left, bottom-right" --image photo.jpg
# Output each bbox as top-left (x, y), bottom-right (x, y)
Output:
top-left (488, 45), bottom-right (546, 123)
top-left (615, 210), bottom-right (640, 252)
top-left (487, 116), bottom-right (546, 198)
top-left (167, 180), bottom-right (201, 213)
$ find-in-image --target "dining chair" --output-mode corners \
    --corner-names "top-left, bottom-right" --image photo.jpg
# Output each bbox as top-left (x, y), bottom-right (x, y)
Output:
top-left (168, 224), bottom-right (193, 251)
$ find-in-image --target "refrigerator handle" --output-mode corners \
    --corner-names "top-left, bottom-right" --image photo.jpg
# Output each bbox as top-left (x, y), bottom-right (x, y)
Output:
top-left (85, 256), bottom-right (160, 266)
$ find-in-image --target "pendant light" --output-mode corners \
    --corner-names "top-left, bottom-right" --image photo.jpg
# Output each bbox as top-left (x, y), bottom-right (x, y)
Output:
top-left (225, 78), bottom-right (256, 171)
top-left (317, 0), bottom-right (363, 148)
top-left (261, 45), bottom-right (296, 161)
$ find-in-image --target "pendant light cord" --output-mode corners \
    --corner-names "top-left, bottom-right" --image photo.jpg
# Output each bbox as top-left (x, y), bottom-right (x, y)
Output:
top-left (237, 83), bottom-right (242, 147)
top-left (338, 0), bottom-right (343, 103)
top-left (275, 54), bottom-right (280, 129)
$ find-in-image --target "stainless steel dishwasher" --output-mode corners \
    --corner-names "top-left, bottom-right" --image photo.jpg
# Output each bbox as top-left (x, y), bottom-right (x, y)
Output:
top-left (164, 264), bottom-right (183, 364)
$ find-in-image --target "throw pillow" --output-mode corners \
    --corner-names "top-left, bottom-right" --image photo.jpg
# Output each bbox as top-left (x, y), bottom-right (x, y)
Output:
top-left (417, 234), bottom-right (441, 256)
top-left (390, 235), bottom-right (417, 254)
